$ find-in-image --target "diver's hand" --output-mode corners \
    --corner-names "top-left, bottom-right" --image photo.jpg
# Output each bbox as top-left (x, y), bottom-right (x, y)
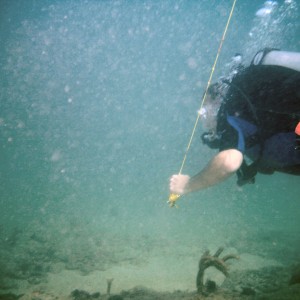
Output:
top-left (169, 174), bottom-right (191, 195)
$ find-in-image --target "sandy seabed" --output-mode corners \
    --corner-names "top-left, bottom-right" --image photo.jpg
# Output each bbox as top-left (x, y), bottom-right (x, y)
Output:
top-left (1, 236), bottom-right (300, 300)
top-left (1, 216), bottom-right (300, 300)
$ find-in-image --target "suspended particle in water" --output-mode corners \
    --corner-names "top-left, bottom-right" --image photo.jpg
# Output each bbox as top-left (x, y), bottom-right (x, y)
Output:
top-left (51, 150), bottom-right (62, 162)
top-left (64, 85), bottom-right (70, 93)
top-left (187, 57), bottom-right (198, 69)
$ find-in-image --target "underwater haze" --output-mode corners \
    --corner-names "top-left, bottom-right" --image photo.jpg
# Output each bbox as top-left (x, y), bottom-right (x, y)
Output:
top-left (1, 0), bottom-right (300, 298)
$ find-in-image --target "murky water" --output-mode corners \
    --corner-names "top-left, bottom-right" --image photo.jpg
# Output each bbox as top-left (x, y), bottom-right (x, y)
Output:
top-left (0, 0), bottom-right (299, 297)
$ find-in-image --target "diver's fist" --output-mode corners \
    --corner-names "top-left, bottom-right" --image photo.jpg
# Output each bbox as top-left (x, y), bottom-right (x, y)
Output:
top-left (169, 174), bottom-right (191, 195)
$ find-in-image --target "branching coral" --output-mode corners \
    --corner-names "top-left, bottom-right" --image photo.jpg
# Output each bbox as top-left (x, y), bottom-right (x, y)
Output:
top-left (196, 247), bottom-right (239, 294)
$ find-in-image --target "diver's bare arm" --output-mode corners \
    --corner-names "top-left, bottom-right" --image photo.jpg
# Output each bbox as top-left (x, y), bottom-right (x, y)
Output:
top-left (170, 149), bottom-right (243, 195)
top-left (187, 149), bottom-right (243, 192)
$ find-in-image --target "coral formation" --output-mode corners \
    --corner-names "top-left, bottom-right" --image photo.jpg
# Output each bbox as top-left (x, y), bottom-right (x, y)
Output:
top-left (106, 278), bottom-right (114, 295)
top-left (196, 247), bottom-right (239, 294)
top-left (289, 264), bottom-right (300, 285)
top-left (70, 289), bottom-right (100, 300)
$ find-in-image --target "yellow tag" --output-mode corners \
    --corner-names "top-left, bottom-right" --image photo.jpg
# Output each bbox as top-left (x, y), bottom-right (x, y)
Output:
top-left (168, 193), bottom-right (181, 208)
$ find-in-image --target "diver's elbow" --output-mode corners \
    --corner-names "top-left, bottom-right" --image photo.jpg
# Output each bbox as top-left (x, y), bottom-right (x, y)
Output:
top-left (220, 149), bottom-right (243, 174)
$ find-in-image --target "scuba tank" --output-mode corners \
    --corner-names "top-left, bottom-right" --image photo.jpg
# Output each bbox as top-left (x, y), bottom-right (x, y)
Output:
top-left (253, 49), bottom-right (300, 72)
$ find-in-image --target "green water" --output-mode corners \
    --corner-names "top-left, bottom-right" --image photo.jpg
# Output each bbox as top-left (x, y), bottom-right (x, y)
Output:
top-left (0, 0), bottom-right (299, 296)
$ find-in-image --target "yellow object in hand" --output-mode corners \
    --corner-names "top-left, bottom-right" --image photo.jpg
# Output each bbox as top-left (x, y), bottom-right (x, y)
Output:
top-left (168, 193), bottom-right (181, 208)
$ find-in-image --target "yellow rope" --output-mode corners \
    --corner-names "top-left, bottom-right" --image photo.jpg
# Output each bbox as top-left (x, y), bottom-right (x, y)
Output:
top-left (169, 0), bottom-right (238, 207)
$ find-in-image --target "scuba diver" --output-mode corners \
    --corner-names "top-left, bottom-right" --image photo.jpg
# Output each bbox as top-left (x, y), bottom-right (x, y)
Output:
top-left (169, 48), bottom-right (300, 200)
